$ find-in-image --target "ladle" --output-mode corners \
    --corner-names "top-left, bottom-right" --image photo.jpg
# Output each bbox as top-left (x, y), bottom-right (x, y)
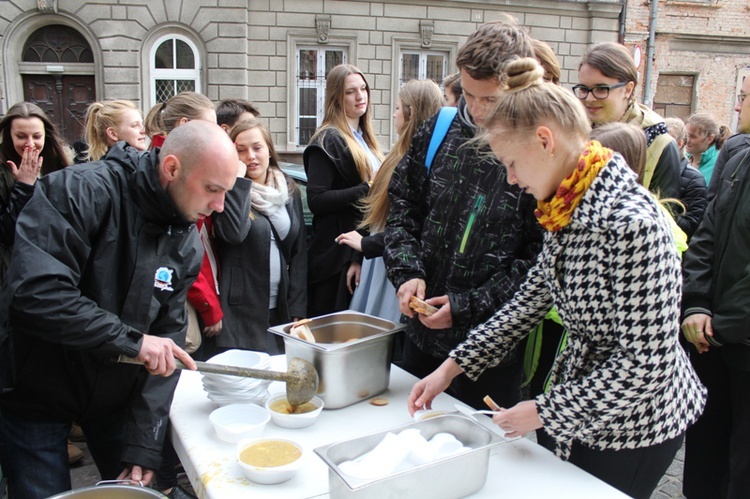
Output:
top-left (117, 355), bottom-right (319, 407)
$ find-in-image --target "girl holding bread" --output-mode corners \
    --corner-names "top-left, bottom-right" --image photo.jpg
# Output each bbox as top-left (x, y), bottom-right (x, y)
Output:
top-left (407, 57), bottom-right (705, 499)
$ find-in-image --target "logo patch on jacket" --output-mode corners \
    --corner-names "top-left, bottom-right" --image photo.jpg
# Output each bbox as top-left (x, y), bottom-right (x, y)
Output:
top-left (154, 267), bottom-right (175, 292)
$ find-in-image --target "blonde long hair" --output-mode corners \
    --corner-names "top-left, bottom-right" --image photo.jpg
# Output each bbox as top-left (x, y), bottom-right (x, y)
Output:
top-left (359, 80), bottom-right (444, 230)
top-left (309, 64), bottom-right (383, 182)
top-left (83, 100), bottom-right (140, 161)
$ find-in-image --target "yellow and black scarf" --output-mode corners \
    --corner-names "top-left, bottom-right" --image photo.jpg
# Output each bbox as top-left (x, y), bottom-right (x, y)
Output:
top-left (535, 140), bottom-right (613, 232)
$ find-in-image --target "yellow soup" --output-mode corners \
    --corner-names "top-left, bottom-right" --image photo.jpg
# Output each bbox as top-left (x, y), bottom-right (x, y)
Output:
top-left (240, 440), bottom-right (301, 467)
top-left (269, 398), bottom-right (317, 415)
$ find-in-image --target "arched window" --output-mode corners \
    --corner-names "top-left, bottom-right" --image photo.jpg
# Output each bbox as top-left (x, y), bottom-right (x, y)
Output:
top-left (149, 34), bottom-right (201, 106)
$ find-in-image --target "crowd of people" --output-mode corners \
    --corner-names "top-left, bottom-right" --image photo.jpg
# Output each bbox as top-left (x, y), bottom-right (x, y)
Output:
top-left (0, 15), bottom-right (747, 499)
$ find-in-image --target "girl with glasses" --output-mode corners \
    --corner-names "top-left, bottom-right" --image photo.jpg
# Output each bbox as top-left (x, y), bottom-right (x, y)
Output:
top-left (576, 42), bottom-right (681, 200)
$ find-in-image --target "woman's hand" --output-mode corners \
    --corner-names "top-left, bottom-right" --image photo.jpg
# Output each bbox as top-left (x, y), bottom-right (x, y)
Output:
top-left (203, 319), bottom-right (222, 337)
top-left (7, 144), bottom-right (43, 186)
top-left (681, 313), bottom-right (713, 354)
top-left (408, 358), bottom-right (463, 415)
top-left (493, 400), bottom-right (542, 439)
top-left (336, 231), bottom-right (363, 252)
top-left (236, 159), bottom-right (247, 178)
top-left (346, 261), bottom-right (362, 294)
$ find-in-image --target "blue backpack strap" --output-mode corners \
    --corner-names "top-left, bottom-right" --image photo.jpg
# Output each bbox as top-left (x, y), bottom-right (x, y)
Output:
top-left (424, 106), bottom-right (458, 173)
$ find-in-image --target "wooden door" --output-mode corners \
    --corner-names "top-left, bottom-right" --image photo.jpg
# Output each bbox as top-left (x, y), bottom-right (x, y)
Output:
top-left (22, 74), bottom-right (96, 146)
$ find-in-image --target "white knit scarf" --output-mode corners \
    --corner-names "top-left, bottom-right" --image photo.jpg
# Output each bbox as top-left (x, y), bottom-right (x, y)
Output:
top-left (250, 167), bottom-right (289, 216)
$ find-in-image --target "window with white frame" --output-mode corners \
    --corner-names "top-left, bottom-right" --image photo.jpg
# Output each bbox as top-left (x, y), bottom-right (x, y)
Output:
top-left (149, 34), bottom-right (201, 106)
top-left (295, 47), bottom-right (347, 146)
top-left (399, 50), bottom-right (447, 87)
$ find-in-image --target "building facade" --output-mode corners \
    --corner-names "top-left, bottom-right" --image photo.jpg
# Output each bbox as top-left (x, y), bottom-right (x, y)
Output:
top-left (624, 0), bottom-right (750, 130)
top-left (1, 0), bottom-right (622, 158)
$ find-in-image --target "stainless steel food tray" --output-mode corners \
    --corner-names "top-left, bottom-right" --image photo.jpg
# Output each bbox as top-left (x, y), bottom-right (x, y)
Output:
top-left (268, 310), bottom-right (405, 352)
top-left (314, 414), bottom-right (505, 499)
top-left (269, 311), bottom-right (406, 409)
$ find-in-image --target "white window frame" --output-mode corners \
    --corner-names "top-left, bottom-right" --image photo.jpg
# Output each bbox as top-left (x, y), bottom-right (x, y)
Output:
top-left (391, 38), bottom-right (458, 146)
top-left (294, 46), bottom-right (348, 147)
top-left (287, 33), bottom-right (357, 151)
top-left (148, 33), bottom-right (201, 107)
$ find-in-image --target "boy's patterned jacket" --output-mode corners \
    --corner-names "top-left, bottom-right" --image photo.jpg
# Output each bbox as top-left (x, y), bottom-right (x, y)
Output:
top-left (384, 99), bottom-right (542, 358)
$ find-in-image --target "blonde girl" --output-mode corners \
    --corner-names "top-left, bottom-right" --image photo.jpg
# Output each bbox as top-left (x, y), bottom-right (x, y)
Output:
top-left (303, 64), bottom-right (383, 316)
top-left (144, 91), bottom-right (216, 149)
top-left (409, 57), bottom-right (705, 499)
top-left (83, 100), bottom-right (146, 161)
top-left (336, 79), bottom-right (443, 323)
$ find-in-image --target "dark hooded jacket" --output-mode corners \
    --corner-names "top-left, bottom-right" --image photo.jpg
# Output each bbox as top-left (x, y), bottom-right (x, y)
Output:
top-left (707, 133), bottom-right (750, 203)
top-left (683, 147), bottom-right (750, 370)
top-left (676, 161), bottom-right (707, 241)
top-left (0, 143), bottom-right (204, 470)
top-left (384, 98), bottom-right (543, 358)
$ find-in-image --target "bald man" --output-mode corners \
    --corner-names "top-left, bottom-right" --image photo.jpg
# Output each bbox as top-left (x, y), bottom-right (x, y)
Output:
top-left (0, 121), bottom-right (247, 498)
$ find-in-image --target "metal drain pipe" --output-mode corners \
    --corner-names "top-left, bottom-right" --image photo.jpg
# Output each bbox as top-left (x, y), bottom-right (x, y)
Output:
top-left (643, 0), bottom-right (658, 106)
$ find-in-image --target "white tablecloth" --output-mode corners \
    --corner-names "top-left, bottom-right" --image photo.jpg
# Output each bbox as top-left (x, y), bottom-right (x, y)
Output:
top-left (169, 356), bottom-right (628, 498)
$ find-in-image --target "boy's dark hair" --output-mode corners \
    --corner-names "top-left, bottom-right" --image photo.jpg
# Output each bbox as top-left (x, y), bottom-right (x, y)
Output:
top-left (215, 99), bottom-right (261, 128)
top-left (456, 19), bottom-right (534, 82)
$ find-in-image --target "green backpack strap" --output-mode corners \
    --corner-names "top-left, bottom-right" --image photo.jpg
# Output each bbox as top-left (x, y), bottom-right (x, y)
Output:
top-left (543, 329), bottom-right (568, 394)
top-left (522, 308), bottom-right (566, 390)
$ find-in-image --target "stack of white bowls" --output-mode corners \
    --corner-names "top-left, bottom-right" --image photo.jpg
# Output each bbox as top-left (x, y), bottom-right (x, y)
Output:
top-left (201, 350), bottom-right (272, 406)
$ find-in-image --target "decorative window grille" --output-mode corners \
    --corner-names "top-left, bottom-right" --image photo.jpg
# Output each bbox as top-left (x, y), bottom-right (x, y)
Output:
top-left (22, 25), bottom-right (93, 63)
top-left (295, 47), bottom-right (346, 146)
top-left (399, 51), bottom-right (447, 87)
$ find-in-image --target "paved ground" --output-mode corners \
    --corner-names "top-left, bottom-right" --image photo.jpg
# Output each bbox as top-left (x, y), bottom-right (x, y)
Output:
top-left (69, 435), bottom-right (687, 498)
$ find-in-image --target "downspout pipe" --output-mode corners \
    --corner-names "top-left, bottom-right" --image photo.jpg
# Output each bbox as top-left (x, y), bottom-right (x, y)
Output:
top-left (643, 0), bottom-right (658, 107)
top-left (618, 0), bottom-right (627, 44)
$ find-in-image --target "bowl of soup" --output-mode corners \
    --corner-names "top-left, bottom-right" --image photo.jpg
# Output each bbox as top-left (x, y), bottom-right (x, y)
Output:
top-left (236, 437), bottom-right (304, 484)
top-left (265, 394), bottom-right (324, 429)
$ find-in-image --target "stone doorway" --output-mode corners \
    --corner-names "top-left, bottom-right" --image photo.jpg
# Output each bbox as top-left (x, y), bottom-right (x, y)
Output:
top-left (20, 24), bottom-right (96, 146)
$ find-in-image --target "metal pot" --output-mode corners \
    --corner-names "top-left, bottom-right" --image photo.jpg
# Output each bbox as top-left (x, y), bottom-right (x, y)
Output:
top-left (47, 483), bottom-right (166, 498)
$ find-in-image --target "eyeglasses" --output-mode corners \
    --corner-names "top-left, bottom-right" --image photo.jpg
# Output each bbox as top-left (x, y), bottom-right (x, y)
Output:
top-left (738, 93), bottom-right (748, 105)
top-left (572, 81), bottom-right (628, 100)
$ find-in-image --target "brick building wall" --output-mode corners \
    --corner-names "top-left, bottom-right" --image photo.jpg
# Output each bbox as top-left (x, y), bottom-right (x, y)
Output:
top-left (1, 0), bottom-right (622, 155)
top-left (625, 0), bottom-right (750, 130)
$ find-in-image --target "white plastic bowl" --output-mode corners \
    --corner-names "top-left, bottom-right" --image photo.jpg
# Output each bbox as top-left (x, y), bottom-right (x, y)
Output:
top-left (209, 403), bottom-right (270, 443)
top-left (236, 437), bottom-right (304, 484)
top-left (265, 394), bottom-right (324, 429)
